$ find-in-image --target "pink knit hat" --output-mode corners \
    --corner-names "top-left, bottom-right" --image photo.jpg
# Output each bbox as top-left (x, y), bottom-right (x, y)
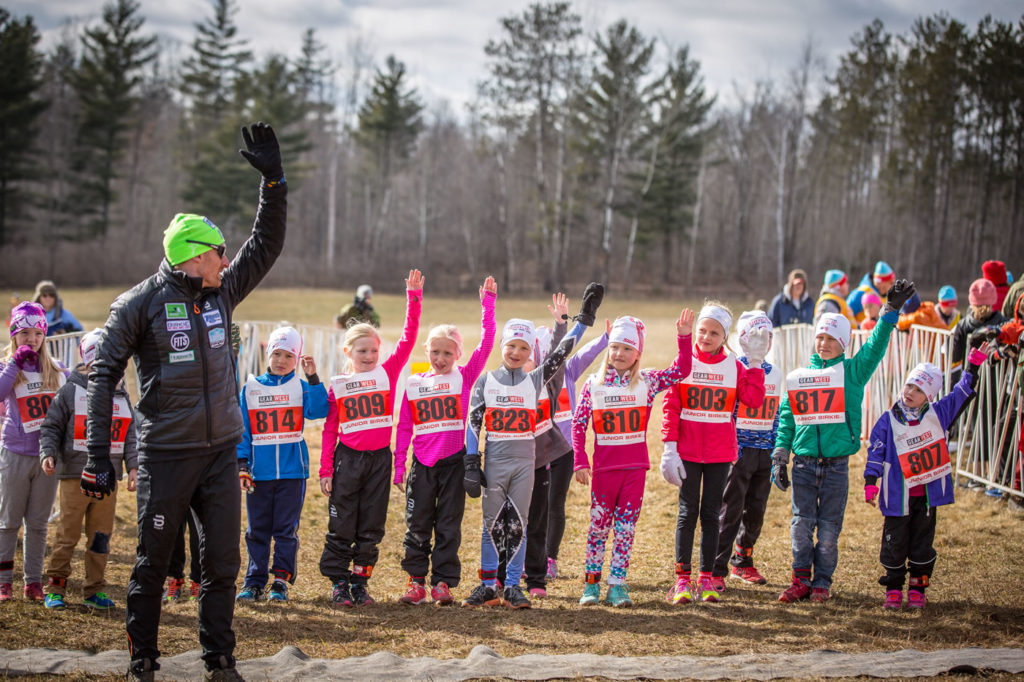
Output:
top-left (968, 278), bottom-right (997, 306)
top-left (10, 301), bottom-right (47, 335)
top-left (862, 293), bottom-right (883, 308)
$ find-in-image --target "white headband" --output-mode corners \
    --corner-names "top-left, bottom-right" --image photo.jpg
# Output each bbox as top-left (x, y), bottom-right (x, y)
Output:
top-left (698, 305), bottom-right (733, 338)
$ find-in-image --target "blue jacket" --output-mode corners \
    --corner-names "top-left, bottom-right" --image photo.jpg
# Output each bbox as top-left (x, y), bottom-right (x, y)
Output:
top-left (237, 370), bottom-right (329, 480)
top-left (768, 284), bottom-right (814, 327)
top-left (863, 372), bottom-right (974, 516)
top-left (45, 305), bottom-right (83, 336)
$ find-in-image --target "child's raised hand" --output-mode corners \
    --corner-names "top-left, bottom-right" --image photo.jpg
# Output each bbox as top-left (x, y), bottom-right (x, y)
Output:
top-left (127, 468), bottom-right (138, 492)
top-left (480, 276), bottom-right (497, 300)
top-left (406, 269), bottom-right (424, 291)
top-left (605, 319), bottom-right (612, 335)
top-left (300, 355), bottom-right (317, 376)
top-left (548, 293), bottom-right (569, 322)
top-left (574, 468), bottom-right (591, 485)
top-left (320, 477), bottom-right (332, 495)
top-left (676, 308), bottom-right (695, 336)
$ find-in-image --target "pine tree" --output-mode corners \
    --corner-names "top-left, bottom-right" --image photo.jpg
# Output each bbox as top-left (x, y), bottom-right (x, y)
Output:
top-left (0, 9), bottom-right (48, 246)
top-left (179, 0), bottom-right (251, 128)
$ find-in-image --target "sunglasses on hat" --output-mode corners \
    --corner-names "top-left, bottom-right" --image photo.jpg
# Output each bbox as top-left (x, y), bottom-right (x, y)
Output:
top-left (186, 239), bottom-right (226, 258)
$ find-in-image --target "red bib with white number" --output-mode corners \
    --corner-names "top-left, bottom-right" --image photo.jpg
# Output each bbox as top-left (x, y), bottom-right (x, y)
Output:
top-left (591, 375), bottom-right (649, 445)
top-left (736, 363), bottom-right (781, 432)
top-left (245, 375), bottom-right (304, 445)
top-left (406, 370), bottom-right (463, 436)
top-left (14, 368), bottom-right (65, 433)
top-left (786, 365), bottom-right (846, 425)
top-left (73, 384), bottom-right (131, 453)
top-left (483, 373), bottom-right (537, 441)
top-left (678, 355), bottom-right (738, 424)
top-left (330, 366), bottom-right (393, 435)
top-left (890, 407), bottom-right (951, 487)
top-left (536, 386), bottom-right (573, 435)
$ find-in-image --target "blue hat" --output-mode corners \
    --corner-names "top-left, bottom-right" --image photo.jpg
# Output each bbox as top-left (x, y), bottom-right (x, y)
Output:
top-left (937, 285), bottom-right (956, 304)
top-left (873, 261), bottom-right (895, 283)
top-left (824, 270), bottom-right (847, 289)
top-left (1008, 270), bottom-right (1014, 284)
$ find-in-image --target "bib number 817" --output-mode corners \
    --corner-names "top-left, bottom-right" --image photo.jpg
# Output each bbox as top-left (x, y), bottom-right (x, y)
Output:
top-left (793, 389), bottom-right (836, 414)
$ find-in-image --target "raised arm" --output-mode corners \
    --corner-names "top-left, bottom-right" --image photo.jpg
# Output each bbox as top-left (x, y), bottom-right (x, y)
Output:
top-left (571, 379), bottom-right (594, 471)
top-left (382, 270), bottom-right (424, 379)
top-left (462, 278), bottom-right (498, 382)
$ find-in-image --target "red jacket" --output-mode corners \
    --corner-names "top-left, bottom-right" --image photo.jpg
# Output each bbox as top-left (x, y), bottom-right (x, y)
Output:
top-left (662, 345), bottom-right (765, 464)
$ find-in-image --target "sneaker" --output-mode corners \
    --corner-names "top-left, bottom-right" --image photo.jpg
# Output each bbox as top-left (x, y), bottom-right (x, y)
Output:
top-left (203, 656), bottom-right (245, 682)
top-left (546, 557), bottom-right (558, 581)
top-left (188, 580), bottom-right (202, 601)
top-left (236, 585), bottom-right (262, 602)
top-left (268, 580), bottom-right (288, 602)
top-left (579, 582), bottom-right (601, 606)
top-left (431, 582), bottom-right (454, 606)
top-left (605, 584), bottom-right (633, 608)
top-left (778, 578), bottom-right (811, 603)
top-left (162, 577), bottom-right (185, 602)
top-left (351, 582), bottom-right (375, 606)
top-left (45, 593), bottom-right (67, 610)
top-left (730, 565), bottom-right (767, 585)
top-left (907, 590), bottom-right (926, 608)
top-left (331, 580), bottom-right (354, 608)
top-left (710, 576), bottom-right (726, 594)
top-left (503, 584), bottom-right (531, 609)
top-left (400, 579), bottom-right (428, 605)
top-left (810, 587), bottom-right (831, 603)
top-left (883, 590), bottom-right (903, 609)
top-left (127, 659), bottom-right (158, 682)
top-left (83, 592), bottom-right (115, 610)
top-left (528, 587), bottom-right (547, 599)
top-left (0, 583), bottom-right (12, 602)
top-left (461, 583), bottom-right (501, 607)
top-left (985, 487), bottom-right (1003, 498)
top-left (24, 582), bottom-right (44, 601)
top-left (698, 576), bottom-right (720, 603)
top-left (668, 577), bottom-right (696, 605)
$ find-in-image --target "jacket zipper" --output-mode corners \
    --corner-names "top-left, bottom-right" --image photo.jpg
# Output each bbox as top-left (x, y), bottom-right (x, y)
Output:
top-left (195, 298), bottom-right (212, 446)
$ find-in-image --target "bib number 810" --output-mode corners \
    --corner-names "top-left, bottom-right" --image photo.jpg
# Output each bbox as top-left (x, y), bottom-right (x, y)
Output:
top-left (599, 410), bottom-right (642, 433)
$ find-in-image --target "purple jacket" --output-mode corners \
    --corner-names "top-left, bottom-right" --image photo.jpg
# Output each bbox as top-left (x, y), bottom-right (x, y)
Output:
top-left (1, 358), bottom-right (70, 457)
top-left (863, 372), bottom-right (974, 516)
top-left (554, 332), bottom-right (609, 444)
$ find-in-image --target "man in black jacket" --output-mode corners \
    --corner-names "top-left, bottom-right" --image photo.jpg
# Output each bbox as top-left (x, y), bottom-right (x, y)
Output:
top-left (81, 123), bottom-right (286, 682)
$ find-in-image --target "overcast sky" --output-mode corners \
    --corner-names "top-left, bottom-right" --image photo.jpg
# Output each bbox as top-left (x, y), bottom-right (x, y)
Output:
top-left (14, 0), bottom-right (1023, 115)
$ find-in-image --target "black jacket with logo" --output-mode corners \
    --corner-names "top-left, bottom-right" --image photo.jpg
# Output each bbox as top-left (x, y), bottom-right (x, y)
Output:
top-left (87, 182), bottom-right (286, 460)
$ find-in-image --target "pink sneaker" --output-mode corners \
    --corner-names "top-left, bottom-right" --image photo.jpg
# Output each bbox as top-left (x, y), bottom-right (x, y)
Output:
top-left (810, 587), bottom-right (831, 603)
top-left (24, 582), bottom-right (45, 602)
top-left (668, 577), bottom-right (695, 605)
top-left (545, 557), bottom-right (558, 581)
top-left (528, 587), bottom-right (547, 599)
top-left (430, 582), bottom-right (454, 606)
top-left (399, 579), bottom-right (428, 605)
top-left (883, 590), bottom-right (903, 609)
top-left (907, 590), bottom-right (926, 609)
top-left (710, 576), bottom-right (726, 594)
top-left (698, 576), bottom-right (720, 603)
top-left (0, 583), bottom-right (12, 602)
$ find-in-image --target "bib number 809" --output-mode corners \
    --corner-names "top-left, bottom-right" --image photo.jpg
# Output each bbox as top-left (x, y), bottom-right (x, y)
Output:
top-left (343, 393), bottom-right (386, 420)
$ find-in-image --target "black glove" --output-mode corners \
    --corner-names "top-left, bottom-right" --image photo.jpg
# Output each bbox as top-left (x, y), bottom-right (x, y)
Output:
top-left (770, 447), bottom-right (790, 492)
top-left (464, 454), bottom-right (486, 498)
top-left (239, 122), bottom-right (283, 180)
top-left (968, 326), bottom-right (999, 349)
top-left (882, 278), bottom-right (915, 314)
top-left (575, 282), bottom-right (605, 327)
top-left (81, 455), bottom-right (116, 500)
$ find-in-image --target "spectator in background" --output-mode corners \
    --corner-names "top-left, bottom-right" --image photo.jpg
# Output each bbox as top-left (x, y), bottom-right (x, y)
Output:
top-left (337, 284), bottom-right (381, 329)
top-left (950, 279), bottom-right (1006, 380)
top-left (768, 269), bottom-right (814, 328)
top-left (938, 286), bottom-right (961, 329)
top-left (814, 270), bottom-right (857, 326)
top-left (33, 281), bottom-right (83, 337)
top-left (860, 293), bottom-right (883, 331)
top-left (982, 260), bottom-right (1010, 313)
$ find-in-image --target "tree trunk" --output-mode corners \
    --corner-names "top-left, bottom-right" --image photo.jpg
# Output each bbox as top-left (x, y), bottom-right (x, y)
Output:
top-left (686, 154), bottom-right (706, 288)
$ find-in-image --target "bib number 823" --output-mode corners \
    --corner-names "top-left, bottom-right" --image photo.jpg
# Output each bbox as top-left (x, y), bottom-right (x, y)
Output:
top-left (488, 408), bottom-right (532, 432)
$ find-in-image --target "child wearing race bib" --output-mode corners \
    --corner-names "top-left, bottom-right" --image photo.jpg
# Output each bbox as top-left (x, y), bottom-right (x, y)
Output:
top-left (394, 277), bottom-right (497, 606)
top-left (574, 309), bottom-right (695, 608)
top-left (461, 283), bottom-right (604, 610)
top-left (772, 278), bottom-right (916, 604)
top-left (662, 303), bottom-right (768, 605)
top-left (39, 328), bottom-right (138, 610)
top-left (0, 302), bottom-right (69, 602)
top-left (864, 355), bottom-right (983, 609)
top-left (712, 311), bottom-right (780, 587)
top-left (236, 326), bottom-right (329, 603)
top-left (319, 269), bottom-right (423, 607)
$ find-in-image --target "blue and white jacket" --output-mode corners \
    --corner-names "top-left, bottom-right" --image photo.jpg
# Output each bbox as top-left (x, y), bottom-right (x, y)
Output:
top-left (237, 370), bottom-right (329, 481)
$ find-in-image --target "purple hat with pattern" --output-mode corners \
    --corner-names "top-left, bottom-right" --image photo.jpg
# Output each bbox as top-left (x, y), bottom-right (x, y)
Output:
top-left (10, 301), bottom-right (47, 335)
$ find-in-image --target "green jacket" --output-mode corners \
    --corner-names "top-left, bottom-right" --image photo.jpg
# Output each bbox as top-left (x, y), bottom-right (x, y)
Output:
top-left (776, 318), bottom-right (894, 459)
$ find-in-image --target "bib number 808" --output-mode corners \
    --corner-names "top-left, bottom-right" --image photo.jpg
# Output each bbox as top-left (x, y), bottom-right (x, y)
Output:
top-left (415, 396), bottom-right (459, 423)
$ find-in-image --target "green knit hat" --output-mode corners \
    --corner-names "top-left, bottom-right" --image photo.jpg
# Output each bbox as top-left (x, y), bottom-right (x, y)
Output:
top-left (163, 213), bottom-right (225, 266)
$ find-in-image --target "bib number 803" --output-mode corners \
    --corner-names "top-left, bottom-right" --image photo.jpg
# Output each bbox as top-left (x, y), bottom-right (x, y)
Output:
top-left (686, 387), bottom-right (727, 411)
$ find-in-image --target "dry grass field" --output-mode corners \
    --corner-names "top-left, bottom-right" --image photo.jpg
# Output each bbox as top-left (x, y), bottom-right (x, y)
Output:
top-left (1, 286), bottom-right (1023, 677)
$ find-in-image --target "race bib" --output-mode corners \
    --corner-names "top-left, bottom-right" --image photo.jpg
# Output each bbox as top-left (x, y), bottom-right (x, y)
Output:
top-left (330, 366), bottom-right (392, 435)
top-left (73, 384), bottom-right (131, 453)
top-left (553, 386), bottom-right (572, 424)
top-left (14, 369), bottom-right (65, 433)
top-left (736, 364), bottom-right (782, 432)
top-left (245, 375), bottom-right (304, 445)
top-left (483, 373), bottom-right (537, 442)
top-left (786, 365), bottom-right (846, 426)
top-left (891, 408), bottom-right (952, 487)
top-left (536, 387), bottom-right (572, 435)
top-left (591, 375), bottom-right (648, 445)
top-left (679, 355), bottom-right (737, 424)
top-left (407, 371), bottom-right (464, 436)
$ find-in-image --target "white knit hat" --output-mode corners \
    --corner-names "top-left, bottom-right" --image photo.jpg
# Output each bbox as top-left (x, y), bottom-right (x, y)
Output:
top-left (815, 313), bottom-right (852, 350)
top-left (737, 310), bottom-right (772, 346)
top-left (501, 318), bottom-right (536, 350)
top-left (267, 326), bottom-right (302, 361)
top-left (79, 328), bottom-right (103, 366)
top-left (609, 316), bottom-right (646, 353)
top-left (533, 325), bottom-right (553, 365)
top-left (905, 362), bottom-right (943, 401)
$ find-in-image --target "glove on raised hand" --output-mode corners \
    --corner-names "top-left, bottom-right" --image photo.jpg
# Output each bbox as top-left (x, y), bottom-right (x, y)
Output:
top-left (881, 279), bottom-right (915, 315)
top-left (968, 327), bottom-right (999, 349)
top-left (659, 442), bottom-right (685, 487)
top-left (11, 345), bottom-right (38, 369)
top-left (81, 455), bottom-right (116, 500)
top-left (740, 328), bottom-right (770, 367)
top-left (463, 454), bottom-right (486, 498)
top-left (239, 122), bottom-right (284, 180)
top-left (575, 283), bottom-right (605, 327)
top-left (770, 447), bottom-right (790, 492)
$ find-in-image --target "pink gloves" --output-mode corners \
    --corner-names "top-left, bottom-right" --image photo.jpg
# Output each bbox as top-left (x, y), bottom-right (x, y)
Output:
top-left (11, 345), bottom-right (38, 369)
top-left (968, 348), bottom-right (987, 367)
top-left (865, 484), bottom-right (879, 506)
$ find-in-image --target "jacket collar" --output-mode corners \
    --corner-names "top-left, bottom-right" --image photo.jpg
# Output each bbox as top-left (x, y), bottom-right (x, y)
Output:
top-left (809, 353), bottom-right (844, 369)
top-left (260, 370), bottom-right (296, 385)
top-left (602, 365), bottom-right (632, 386)
top-left (693, 344), bottom-right (727, 364)
top-left (158, 259), bottom-right (208, 298)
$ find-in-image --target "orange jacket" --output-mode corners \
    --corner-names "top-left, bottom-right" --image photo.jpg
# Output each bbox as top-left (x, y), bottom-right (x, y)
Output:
top-left (897, 301), bottom-right (948, 332)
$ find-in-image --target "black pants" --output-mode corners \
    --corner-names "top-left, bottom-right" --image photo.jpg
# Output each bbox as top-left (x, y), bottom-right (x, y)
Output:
top-left (168, 509), bottom-right (201, 582)
top-left (127, 447), bottom-right (241, 669)
top-left (401, 450), bottom-right (466, 587)
top-left (545, 450), bottom-right (574, 560)
top-left (318, 443), bottom-right (391, 584)
top-left (879, 496), bottom-right (937, 591)
top-left (713, 447), bottom-right (773, 576)
top-left (675, 460), bottom-right (731, 573)
top-left (524, 464), bottom-right (552, 590)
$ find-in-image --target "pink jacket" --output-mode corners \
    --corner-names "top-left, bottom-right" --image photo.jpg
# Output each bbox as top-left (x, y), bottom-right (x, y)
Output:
top-left (319, 290), bottom-right (421, 479)
top-left (661, 345), bottom-right (765, 464)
